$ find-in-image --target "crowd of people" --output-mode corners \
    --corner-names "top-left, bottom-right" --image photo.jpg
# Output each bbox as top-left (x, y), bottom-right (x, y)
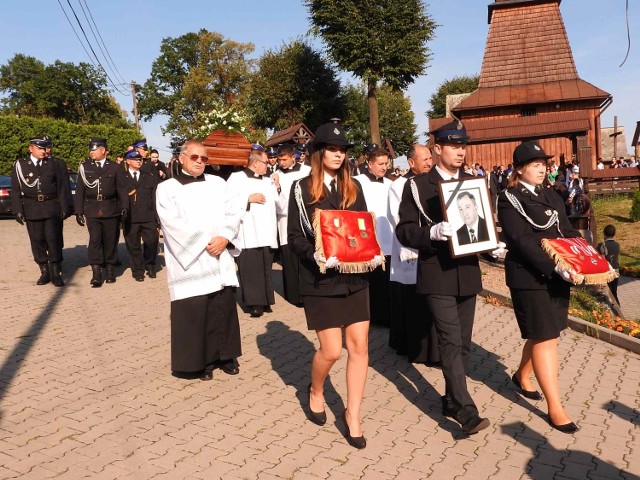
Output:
top-left (11, 120), bottom-right (601, 448)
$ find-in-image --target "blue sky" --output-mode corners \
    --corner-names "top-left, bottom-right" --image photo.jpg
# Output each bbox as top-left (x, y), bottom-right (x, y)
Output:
top-left (1, 0), bottom-right (638, 161)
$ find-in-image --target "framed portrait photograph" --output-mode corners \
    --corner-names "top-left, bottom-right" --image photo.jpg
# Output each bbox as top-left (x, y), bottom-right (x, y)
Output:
top-left (439, 177), bottom-right (499, 258)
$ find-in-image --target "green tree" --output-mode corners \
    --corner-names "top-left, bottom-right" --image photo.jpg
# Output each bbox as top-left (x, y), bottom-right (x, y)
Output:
top-left (426, 74), bottom-right (480, 119)
top-left (306, 0), bottom-right (436, 144)
top-left (0, 54), bottom-right (131, 128)
top-left (137, 29), bottom-right (254, 140)
top-left (342, 83), bottom-right (417, 157)
top-left (630, 190), bottom-right (640, 222)
top-left (245, 40), bottom-right (344, 131)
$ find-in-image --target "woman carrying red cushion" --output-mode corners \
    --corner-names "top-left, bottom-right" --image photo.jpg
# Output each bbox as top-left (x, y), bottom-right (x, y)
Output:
top-left (497, 141), bottom-right (582, 434)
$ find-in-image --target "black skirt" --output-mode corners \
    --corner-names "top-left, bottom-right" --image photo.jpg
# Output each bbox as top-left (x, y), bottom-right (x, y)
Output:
top-left (302, 287), bottom-right (370, 331)
top-left (510, 284), bottom-right (570, 340)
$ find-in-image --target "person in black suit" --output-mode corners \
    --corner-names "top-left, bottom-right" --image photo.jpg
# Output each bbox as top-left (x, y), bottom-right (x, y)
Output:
top-left (497, 141), bottom-right (582, 434)
top-left (11, 136), bottom-right (72, 286)
top-left (396, 120), bottom-right (490, 435)
top-left (117, 150), bottom-right (160, 281)
top-left (75, 138), bottom-right (122, 287)
top-left (455, 191), bottom-right (489, 245)
top-left (288, 121), bottom-right (371, 449)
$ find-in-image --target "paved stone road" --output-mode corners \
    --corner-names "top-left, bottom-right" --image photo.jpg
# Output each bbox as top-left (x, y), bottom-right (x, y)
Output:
top-left (618, 276), bottom-right (640, 321)
top-left (1, 219), bottom-right (638, 479)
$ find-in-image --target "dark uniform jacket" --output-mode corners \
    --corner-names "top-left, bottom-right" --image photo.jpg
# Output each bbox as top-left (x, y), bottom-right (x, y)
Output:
top-left (11, 156), bottom-right (71, 220)
top-left (497, 184), bottom-right (581, 290)
top-left (116, 168), bottom-right (159, 223)
top-left (287, 176), bottom-right (369, 297)
top-left (396, 167), bottom-right (482, 296)
top-left (75, 159), bottom-right (121, 218)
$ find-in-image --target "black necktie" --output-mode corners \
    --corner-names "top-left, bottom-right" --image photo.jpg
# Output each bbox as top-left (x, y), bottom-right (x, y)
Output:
top-left (35, 160), bottom-right (42, 174)
top-left (330, 179), bottom-right (337, 197)
top-left (96, 162), bottom-right (102, 172)
top-left (133, 172), bottom-right (138, 183)
top-left (534, 186), bottom-right (541, 195)
top-left (470, 228), bottom-right (477, 243)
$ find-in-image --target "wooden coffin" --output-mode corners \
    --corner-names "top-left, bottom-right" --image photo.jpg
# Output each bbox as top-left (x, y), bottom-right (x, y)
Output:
top-left (202, 130), bottom-right (251, 166)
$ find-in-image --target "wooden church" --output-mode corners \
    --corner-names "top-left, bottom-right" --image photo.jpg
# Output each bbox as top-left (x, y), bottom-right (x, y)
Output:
top-left (430, 0), bottom-right (611, 172)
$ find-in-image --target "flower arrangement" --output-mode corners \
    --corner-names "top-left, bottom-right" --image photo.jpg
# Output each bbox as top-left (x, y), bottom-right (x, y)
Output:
top-left (568, 307), bottom-right (640, 338)
top-left (191, 105), bottom-right (249, 140)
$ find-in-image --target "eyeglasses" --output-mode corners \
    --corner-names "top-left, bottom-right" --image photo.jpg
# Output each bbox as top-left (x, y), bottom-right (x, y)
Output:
top-left (182, 153), bottom-right (209, 162)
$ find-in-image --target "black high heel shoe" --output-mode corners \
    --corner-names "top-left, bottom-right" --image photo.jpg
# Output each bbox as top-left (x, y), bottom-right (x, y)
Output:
top-left (307, 384), bottom-right (326, 426)
top-left (548, 417), bottom-right (579, 434)
top-left (511, 374), bottom-right (543, 400)
top-left (342, 411), bottom-right (366, 449)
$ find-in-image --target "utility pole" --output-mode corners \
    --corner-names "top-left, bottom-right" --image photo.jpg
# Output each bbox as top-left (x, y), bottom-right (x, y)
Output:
top-left (131, 81), bottom-right (140, 132)
top-left (610, 115), bottom-right (621, 160)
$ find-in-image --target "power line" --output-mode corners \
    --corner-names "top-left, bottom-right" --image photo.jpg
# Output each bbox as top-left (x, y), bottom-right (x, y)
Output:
top-left (60, 0), bottom-right (128, 95)
top-left (77, 0), bottom-right (129, 86)
top-left (56, 0), bottom-right (99, 70)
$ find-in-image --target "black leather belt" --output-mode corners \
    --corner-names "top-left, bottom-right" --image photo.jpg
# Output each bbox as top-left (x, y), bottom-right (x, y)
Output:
top-left (23, 193), bottom-right (57, 201)
top-left (86, 194), bottom-right (116, 201)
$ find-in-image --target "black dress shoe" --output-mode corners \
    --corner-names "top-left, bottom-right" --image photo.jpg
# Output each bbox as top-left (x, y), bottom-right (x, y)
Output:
top-left (461, 414), bottom-right (490, 435)
top-left (146, 267), bottom-right (156, 278)
top-left (199, 371), bottom-right (213, 381)
top-left (441, 396), bottom-right (456, 418)
top-left (512, 374), bottom-right (543, 400)
top-left (264, 306), bottom-right (272, 313)
top-left (548, 417), bottom-right (579, 433)
top-left (307, 384), bottom-right (327, 426)
top-left (249, 306), bottom-right (263, 318)
top-left (220, 360), bottom-right (239, 375)
top-left (342, 411), bottom-right (366, 449)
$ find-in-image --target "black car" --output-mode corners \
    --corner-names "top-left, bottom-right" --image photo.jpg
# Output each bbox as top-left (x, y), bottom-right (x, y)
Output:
top-left (0, 175), bottom-right (12, 216)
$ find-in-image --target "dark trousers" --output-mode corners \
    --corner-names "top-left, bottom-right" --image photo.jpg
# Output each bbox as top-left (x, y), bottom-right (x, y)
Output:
top-left (389, 281), bottom-right (440, 363)
top-left (26, 217), bottom-right (63, 264)
top-left (124, 220), bottom-right (159, 276)
top-left (236, 246), bottom-right (275, 308)
top-left (608, 278), bottom-right (620, 304)
top-left (426, 294), bottom-right (477, 421)
top-left (170, 287), bottom-right (242, 373)
top-left (369, 255), bottom-right (391, 327)
top-left (280, 243), bottom-right (301, 305)
top-left (86, 216), bottom-right (120, 266)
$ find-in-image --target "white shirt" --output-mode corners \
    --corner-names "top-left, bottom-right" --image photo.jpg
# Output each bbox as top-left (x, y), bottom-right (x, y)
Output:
top-left (275, 164), bottom-right (310, 245)
top-left (435, 165), bottom-right (459, 181)
top-left (226, 169), bottom-right (278, 249)
top-left (387, 175), bottom-right (419, 284)
top-left (359, 173), bottom-right (393, 254)
top-left (30, 155), bottom-right (41, 166)
top-left (156, 175), bottom-right (243, 301)
top-left (519, 180), bottom-right (539, 195)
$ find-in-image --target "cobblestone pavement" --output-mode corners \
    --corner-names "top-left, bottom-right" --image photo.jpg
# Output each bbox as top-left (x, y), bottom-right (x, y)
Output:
top-left (618, 276), bottom-right (640, 321)
top-left (1, 219), bottom-right (639, 480)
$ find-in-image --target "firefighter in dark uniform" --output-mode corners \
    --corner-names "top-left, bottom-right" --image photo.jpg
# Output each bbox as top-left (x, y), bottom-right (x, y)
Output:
top-left (396, 120), bottom-right (490, 435)
top-left (11, 136), bottom-right (71, 286)
top-left (116, 150), bottom-right (160, 281)
top-left (75, 138), bottom-right (121, 287)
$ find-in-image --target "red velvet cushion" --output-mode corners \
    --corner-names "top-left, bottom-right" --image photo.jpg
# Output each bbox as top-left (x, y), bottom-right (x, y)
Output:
top-left (543, 237), bottom-right (611, 275)
top-left (315, 210), bottom-right (382, 263)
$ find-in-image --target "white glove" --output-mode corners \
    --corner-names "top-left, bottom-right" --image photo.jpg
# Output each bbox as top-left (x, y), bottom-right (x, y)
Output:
top-left (313, 251), bottom-right (326, 264)
top-left (430, 221), bottom-right (453, 241)
top-left (325, 256), bottom-right (340, 269)
top-left (370, 255), bottom-right (385, 268)
top-left (554, 265), bottom-right (576, 283)
top-left (490, 241), bottom-right (507, 258)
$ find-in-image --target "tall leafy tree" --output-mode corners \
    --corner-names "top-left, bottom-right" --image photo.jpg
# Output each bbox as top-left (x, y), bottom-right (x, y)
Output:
top-left (426, 74), bottom-right (480, 119)
top-left (137, 29), bottom-right (254, 140)
top-left (342, 83), bottom-right (417, 158)
top-left (245, 40), bottom-right (343, 131)
top-left (0, 54), bottom-right (130, 127)
top-left (306, 0), bottom-right (436, 144)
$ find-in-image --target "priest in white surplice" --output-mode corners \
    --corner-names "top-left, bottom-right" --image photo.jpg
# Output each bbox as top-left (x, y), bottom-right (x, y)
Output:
top-left (274, 144), bottom-right (310, 306)
top-left (156, 140), bottom-right (244, 380)
top-left (358, 146), bottom-right (393, 327)
top-left (387, 144), bottom-right (440, 365)
top-left (227, 149), bottom-right (279, 318)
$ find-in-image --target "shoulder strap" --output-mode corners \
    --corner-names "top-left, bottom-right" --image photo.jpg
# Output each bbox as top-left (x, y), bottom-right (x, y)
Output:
top-left (409, 178), bottom-right (434, 227)
top-left (504, 190), bottom-right (562, 236)
top-left (295, 179), bottom-right (314, 238)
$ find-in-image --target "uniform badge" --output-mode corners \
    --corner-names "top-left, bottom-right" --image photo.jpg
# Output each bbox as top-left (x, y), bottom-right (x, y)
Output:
top-left (545, 209), bottom-right (553, 216)
top-left (28, 173), bottom-right (33, 178)
top-left (348, 237), bottom-right (357, 247)
top-left (360, 231), bottom-right (368, 238)
top-left (456, 121), bottom-right (463, 130)
top-left (534, 145), bottom-right (541, 151)
top-left (333, 128), bottom-right (340, 135)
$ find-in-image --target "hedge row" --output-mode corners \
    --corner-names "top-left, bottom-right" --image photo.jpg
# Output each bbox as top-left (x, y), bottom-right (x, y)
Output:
top-left (0, 115), bottom-right (140, 176)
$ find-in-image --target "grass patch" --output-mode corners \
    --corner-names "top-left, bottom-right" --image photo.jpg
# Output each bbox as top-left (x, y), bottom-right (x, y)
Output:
top-left (591, 194), bottom-right (640, 270)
